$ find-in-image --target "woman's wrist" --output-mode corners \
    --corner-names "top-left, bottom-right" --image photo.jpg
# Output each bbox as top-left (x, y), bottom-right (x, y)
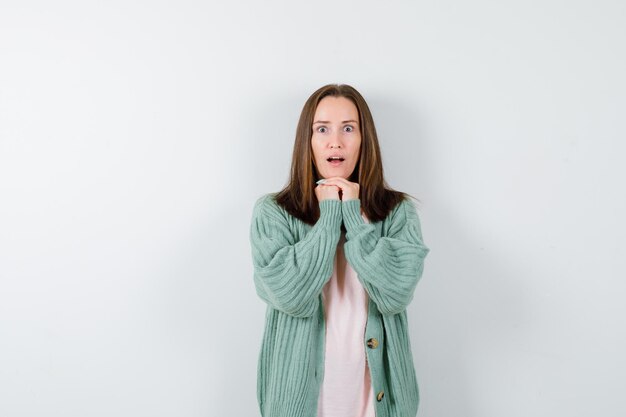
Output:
top-left (342, 198), bottom-right (365, 231)
top-left (318, 199), bottom-right (343, 229)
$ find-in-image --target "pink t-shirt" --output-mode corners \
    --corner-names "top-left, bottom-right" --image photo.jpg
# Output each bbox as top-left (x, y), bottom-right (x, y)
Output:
top-left (317, 214), bottom-right (376, 417)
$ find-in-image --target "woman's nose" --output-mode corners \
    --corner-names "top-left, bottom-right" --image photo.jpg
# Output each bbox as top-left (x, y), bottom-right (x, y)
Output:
top-left (329, 132), bottom-right (342, 148)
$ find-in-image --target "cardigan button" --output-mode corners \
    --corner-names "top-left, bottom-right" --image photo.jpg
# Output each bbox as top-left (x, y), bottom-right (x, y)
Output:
top-left (366, 338), bottom-right (379, 349)
top-left (377, 390), bottom-right (384, 401)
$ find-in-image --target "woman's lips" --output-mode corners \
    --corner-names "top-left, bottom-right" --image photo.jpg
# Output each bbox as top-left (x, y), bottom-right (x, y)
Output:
top-left (327, 156), bottom-right (345, 167)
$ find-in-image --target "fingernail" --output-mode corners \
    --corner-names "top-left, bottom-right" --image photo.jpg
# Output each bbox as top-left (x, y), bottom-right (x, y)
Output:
top-left (316, 179), bottom-right (326, 184)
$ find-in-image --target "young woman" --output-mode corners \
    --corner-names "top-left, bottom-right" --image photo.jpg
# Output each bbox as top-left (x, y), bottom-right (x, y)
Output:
top-left (250, 84), bottom-right (430, 417)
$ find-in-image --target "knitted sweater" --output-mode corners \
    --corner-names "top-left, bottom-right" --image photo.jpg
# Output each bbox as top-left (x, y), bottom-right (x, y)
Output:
top-left (250, 193), bottom-right (430, 417)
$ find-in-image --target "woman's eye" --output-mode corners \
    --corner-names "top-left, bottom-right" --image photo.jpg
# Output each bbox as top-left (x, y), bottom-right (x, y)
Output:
top-left (344, 125), bottom-right (354, 132)
top-left (317, 126), bottom-right (328, 133)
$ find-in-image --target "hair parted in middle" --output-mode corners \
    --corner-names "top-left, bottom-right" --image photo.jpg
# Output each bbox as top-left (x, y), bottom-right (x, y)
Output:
top-left (274, 83), bottom-right (415, 225)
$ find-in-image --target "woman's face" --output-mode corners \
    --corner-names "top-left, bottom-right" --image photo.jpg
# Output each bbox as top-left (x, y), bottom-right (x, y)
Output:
top-left (311, 96), bottom-right (362, 180)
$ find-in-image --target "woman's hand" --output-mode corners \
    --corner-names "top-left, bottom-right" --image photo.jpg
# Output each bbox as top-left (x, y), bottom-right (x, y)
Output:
top-left (315, 183), bottom-right (341, 201)
top-left (317, 177), bottom-right (360, 201)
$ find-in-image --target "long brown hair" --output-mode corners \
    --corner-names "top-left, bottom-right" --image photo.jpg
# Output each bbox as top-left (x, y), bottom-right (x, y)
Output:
top-left (275, 83), bottom-right (418, 225)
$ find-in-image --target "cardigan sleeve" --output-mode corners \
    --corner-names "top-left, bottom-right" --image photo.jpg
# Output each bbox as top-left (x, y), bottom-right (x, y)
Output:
top-left (342, 198), bottom-right (430, 315)
top-left (249, 194), bottom-right (342, 318)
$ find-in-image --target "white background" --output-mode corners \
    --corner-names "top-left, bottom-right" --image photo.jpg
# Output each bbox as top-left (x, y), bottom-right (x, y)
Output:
top-left (1, 1), bottom-right (625, 416)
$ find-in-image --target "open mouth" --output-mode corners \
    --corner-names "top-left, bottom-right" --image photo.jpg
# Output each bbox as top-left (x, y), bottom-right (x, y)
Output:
top-left (327, 156), bottom-right (345, 164)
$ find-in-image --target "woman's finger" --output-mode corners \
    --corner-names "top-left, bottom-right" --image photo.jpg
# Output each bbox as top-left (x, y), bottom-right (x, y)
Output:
top-left (319, 177), bottom-right (353, 188)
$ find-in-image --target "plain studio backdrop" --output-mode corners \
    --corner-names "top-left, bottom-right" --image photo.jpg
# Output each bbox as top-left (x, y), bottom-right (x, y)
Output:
top-left (1, 1), bottom-right (624, 416)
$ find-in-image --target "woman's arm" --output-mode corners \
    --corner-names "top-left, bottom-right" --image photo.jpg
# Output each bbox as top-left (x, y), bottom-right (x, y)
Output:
top-left (249, 194), bottom-right (342, 318)
top-left (342, 198), bottom-right (430, 316)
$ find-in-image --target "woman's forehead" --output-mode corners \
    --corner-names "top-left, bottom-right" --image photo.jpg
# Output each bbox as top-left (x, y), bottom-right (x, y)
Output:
top-left (314, 96), bottom-right (359, 122)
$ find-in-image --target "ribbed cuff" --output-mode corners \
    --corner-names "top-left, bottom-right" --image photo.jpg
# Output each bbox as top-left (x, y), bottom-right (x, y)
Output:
top-left (318, 199), bottom-right (343, 229)
top-left (342, 199), bottom-right (365, 231)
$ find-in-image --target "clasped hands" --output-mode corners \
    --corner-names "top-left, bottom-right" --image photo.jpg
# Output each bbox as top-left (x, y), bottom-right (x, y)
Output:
top-left (315, 177), bottom-right (360, 202)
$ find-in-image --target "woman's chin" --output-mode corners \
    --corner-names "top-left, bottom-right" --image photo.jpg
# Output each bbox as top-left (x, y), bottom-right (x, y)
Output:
top-left (320, 172), bottom-right (350, 180)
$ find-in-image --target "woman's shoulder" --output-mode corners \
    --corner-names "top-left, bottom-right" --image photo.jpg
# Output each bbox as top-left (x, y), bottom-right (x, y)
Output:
top-left (252, 192), bottom-right (288, 221)
top-left (253, 192), bottom-right (278, 207)
top-left (386, 193), bottom-right (419, 219)
top-left (381, 194), bottom-right (422, 230)
top-left (397, 195), bottom-right (420, 216)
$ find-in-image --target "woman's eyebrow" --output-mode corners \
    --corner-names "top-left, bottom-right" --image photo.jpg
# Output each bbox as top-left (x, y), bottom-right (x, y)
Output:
top-left (313, 120), bottom-right (359, 124)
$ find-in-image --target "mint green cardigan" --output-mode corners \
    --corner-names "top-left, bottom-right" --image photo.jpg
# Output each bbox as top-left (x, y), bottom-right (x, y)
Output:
top-left (250, 193), bottom-right (430, 417)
